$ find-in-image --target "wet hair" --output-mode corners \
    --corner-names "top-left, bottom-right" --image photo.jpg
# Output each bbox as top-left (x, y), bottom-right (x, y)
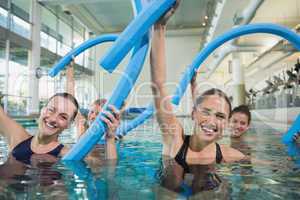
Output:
top-left (47, 93), bottom-right (79, 121)
top-left (93, 98), bottom-right (107, 107)
top-left (231, 105), bottom-right (251, 124)
top-left (194, 88), bottom-right (232, 118)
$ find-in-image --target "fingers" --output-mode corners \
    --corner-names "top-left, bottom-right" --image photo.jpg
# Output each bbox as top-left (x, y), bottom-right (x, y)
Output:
top-left (100, 115), bottom-right (114, 129)
top-left (108, 105), bottom-right (121, 121)
top-left (100, 105), bottom-right (121, 135)
top-left (293, 131), bottom-right (300, 141)
top-left (173, 0), bottom-right (181, 10)
top-left (156, 0), bottom-right (181, 26)
top-left (102, 111), bottom-right (116, 124)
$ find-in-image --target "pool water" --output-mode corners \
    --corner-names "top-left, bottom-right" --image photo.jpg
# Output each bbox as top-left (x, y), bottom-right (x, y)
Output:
top-left (0, 117), bottom-right (300, 199)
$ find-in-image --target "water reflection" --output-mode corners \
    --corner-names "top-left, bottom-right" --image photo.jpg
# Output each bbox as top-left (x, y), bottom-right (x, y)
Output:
top-left (0, 154), bottom-right (67, 199)
top-left (155, 157), bottom-right (229, 199)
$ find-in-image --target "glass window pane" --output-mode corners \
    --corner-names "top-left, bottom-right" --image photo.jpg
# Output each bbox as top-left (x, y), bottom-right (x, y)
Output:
top-left (0, 6), bottom-right (8, 28)
top-left (11, 15), bottom-right (31, 39)
top-left (0, 40), bottom-right (5, 95)
top-left (40, 31), bottom-right (48, 49)
top-left (40, 49), bottom-right (56, 68)
top-left (8, 42), bottom-right (29, 115)
top-left (40, 31), bottom-right (57, 53)
top-left (57, 41), bottom-right (71, 56)
top-left (41, 7), bottom-right (57, 34)
top-left (11, 0), bottom-right (31, 22)
top-left (48, 34), bottom-right (57, 53)
top-left (39, 75), bottom-right (55, 103)
top-left (58, 19), bottom-right (72, 47)
top-left (74, 31), bottom-right (84, 65)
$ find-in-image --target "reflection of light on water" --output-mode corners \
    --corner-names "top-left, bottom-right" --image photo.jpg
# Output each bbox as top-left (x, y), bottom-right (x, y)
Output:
top-left (262, 178), bottom-right (280, 185)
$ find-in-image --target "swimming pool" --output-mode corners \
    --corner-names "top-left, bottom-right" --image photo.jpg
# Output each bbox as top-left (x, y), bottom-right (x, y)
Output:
top-left (0, 117), bottom-right (300, 199)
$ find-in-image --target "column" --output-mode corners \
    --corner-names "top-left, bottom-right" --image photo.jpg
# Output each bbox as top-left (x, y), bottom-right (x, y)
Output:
top-left (232, 52), bottom-right (246, 107)
top-left (27, 0), bottom-right (41, 115)
top-left (3, 0), bottom-right (11, 113)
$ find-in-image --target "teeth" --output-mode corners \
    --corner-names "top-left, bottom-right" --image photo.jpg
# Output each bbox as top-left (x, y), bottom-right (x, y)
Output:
top-left (46, 122), bottom-right (56, 129)
top-left (202, 126), bottom-right (214, 133)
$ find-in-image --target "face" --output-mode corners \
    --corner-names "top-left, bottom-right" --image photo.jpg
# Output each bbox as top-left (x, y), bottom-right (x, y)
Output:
top-left (192, 95), bottom-right (230, 143)
top-left (38, 96), bottom-right (77, 137)
top-left (230, 112), bottom-right (249, 138)
top-left (87, 103), bottom-right (102, 124)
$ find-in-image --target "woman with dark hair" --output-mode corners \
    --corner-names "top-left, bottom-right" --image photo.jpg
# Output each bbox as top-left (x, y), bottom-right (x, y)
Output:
top-left (0, 92), bottom-right (120, 163)
top-left (230, 105), bottom-right (251, 138)
top-left (151, 4), bottom-right (246, 196)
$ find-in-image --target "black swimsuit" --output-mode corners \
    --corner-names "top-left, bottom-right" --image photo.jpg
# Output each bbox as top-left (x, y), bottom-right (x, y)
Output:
top-left (12, 136), bottom-right (64, 164)
top-left (175, 135), bottom-right (223, 172)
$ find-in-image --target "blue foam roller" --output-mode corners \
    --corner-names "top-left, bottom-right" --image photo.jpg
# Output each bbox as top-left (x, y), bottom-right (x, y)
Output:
top-left (49, 34), bottom-right (118, 77)
top-left (116, 104), bottom-right (154, 136)
top-left (172, 23), bottom-right (300, 103)
top-left (100, 0), bottom-right (176, 73)
top-left (282, 114), bottom-right (300, 144)
top-left (63, 33), bottom-right (150, 160)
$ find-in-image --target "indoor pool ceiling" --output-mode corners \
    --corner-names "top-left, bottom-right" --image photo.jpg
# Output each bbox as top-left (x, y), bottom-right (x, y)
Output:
top-left (39, 0), bottom-right (300, 91)
top-left (39, 0), bottom-right (216, 35)
top-left (38, 0), bottom-right (220, 49)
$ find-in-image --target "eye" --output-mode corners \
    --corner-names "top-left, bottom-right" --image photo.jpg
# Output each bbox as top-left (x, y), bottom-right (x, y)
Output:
top-left (216, 113), bottom-right (226, 120)
top-left (47, 107), bottom-right (54, 112)
top-left (59, 115), bottom-right (68, 121)
top-left (200, 109), bottom-right (210, 116)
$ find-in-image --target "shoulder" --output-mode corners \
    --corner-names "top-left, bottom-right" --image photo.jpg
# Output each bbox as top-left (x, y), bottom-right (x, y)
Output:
top-left (10, 134), bottom-right (32, 151)
top-left (220, 145), bottom-right (246, 163)
top-left (165, 129), bottom-right (185, 158)
top-left (59, 146), bottom-right (69, 157)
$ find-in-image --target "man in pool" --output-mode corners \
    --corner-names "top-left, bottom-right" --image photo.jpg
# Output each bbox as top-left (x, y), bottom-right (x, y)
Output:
top-left (0, 92), bottom-right (120, 164)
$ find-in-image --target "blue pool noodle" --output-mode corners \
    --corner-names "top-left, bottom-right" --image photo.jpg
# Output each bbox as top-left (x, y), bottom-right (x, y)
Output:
top-left (117, 23), bottom-right (300, 138)
top-left (62, 0), bottom-right (150, 160)
top-left (99, 0), bottom-right (176, 73)
top-left (48, 34), bottom-right (118, 77)
top-left (282, 114), bottom-right (300, 144)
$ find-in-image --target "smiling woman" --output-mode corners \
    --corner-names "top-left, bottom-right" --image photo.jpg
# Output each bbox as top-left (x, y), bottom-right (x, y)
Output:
top-left (150, 5), bottom-right (246, 167)
top-left (0, 92), bottom-right (120, 164)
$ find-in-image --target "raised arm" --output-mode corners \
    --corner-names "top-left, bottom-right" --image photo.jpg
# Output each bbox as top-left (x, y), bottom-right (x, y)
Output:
top-left (66, 60), bottom-right (75, 96)
top-left (150, 22), bottom-right (183, 155)
top-left (101, 105), bottom-right (120, 160)
top-left (0, 106), bottom-right (29, 150)
top-left (66, 60), bottom-right (88, 139)
top-left (190, 71), bottom-right (198, 105)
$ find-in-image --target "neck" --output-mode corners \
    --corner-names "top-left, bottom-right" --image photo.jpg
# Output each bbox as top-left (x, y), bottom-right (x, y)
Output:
top-left (189, 134), bottom-right (212, 152)
top-left (34, 132), bottom-right (57, 145)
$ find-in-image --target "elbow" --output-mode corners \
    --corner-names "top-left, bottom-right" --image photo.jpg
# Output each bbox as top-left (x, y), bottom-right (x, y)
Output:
top-left (150, 81), bottom-right (165, 93)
